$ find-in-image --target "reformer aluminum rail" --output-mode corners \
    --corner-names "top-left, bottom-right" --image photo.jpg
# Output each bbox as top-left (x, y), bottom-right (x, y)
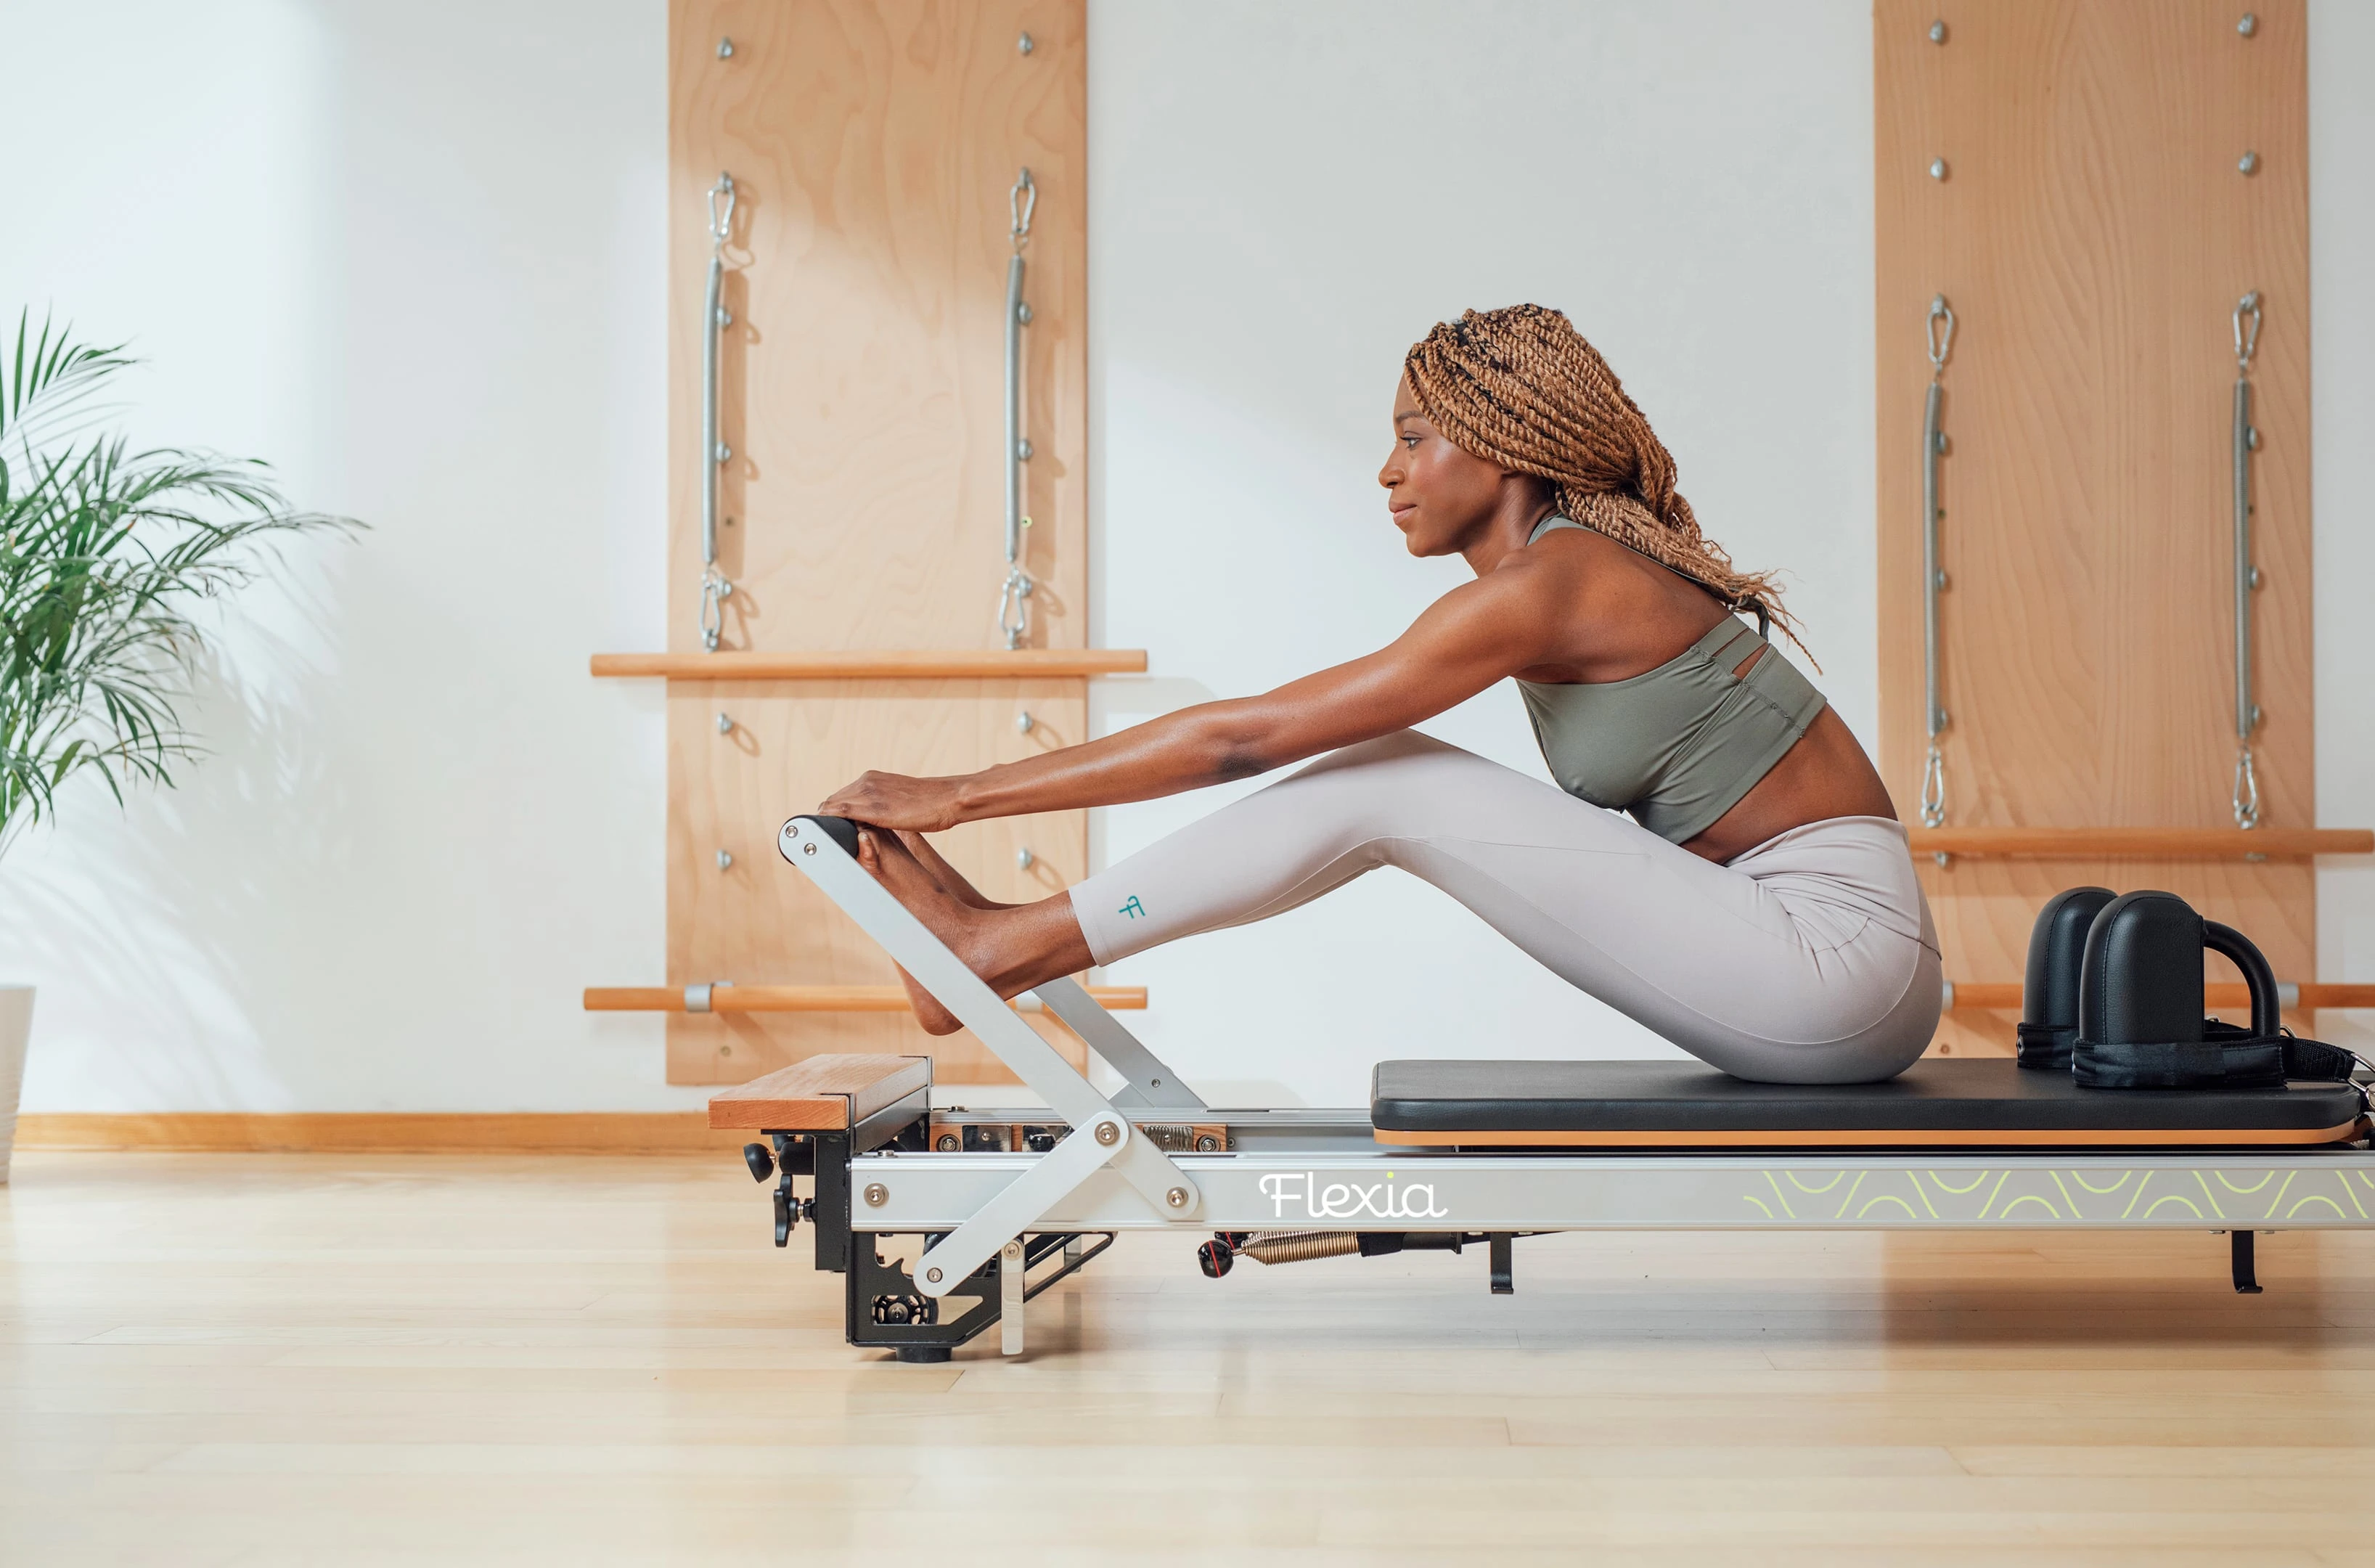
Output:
top-left (768, 812), bottom-right (2375, 1358)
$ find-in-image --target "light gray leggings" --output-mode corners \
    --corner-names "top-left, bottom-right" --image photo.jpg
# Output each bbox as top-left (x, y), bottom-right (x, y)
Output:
top-left (1067, 730), bottom-right (1942, 1085)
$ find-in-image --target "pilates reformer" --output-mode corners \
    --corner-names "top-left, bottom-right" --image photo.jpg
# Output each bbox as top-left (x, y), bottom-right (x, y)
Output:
top-left (714, 814), bottom-right (2375, 1362)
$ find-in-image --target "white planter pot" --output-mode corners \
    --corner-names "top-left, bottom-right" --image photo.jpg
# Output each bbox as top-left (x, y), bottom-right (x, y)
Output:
top-left (0, 985), bottom-right (31, 1183)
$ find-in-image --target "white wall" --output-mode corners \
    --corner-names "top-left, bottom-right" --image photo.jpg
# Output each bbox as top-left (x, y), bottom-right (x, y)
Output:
top-left (2, 0), bottom-right (2365, 1113)
top-left (0, 0), bottom-right (678, 1111)
top-left (2310, 0), bottom-right (2375, 1055)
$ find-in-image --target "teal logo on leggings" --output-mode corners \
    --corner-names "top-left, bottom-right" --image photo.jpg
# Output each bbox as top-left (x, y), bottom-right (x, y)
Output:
top-left (1119, 896), bottom-right (1146, 920)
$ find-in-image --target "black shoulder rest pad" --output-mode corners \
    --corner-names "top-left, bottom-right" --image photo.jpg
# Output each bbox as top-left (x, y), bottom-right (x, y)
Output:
top-left (793, 814), bottom-right (863, 856)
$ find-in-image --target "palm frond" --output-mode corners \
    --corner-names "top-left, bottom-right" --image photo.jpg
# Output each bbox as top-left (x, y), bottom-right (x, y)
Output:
top-left (0, 312), bottom-right (362, 854)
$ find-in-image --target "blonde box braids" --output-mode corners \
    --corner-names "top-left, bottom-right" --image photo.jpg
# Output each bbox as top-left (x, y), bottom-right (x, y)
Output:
top-left (1403, 303), bottom-right (1802, 652)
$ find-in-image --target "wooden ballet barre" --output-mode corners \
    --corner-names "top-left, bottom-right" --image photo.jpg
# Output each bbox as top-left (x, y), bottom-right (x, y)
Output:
top-left (583, 984), bottom-right (1147, 1013)
top-left (1944, 981), bottom-right (2375, 1012)
top-left (1908, 826), bottom-right (2372, 860)
top-left (589, 649), bottom-right (1148, 680)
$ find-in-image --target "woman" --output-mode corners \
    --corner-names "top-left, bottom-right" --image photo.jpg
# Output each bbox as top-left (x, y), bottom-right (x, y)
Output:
top-left (820, 304), bottom-right (1941, 1085)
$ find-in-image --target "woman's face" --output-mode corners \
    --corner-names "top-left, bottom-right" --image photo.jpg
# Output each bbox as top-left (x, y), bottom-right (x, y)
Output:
top-left (1378, 375), bottom-right (1518, 557)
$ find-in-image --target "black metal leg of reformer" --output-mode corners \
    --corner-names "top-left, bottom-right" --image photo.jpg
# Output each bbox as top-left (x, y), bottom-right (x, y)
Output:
top-left (2231, 1229), bottom-right (2263, 1295)
top-left (1488, 1233), bottom-right (1513, 1294)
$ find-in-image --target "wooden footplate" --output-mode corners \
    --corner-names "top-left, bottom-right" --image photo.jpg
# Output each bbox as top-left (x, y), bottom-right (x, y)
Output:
top-left (708, 1053), bottom-right (931, 1132)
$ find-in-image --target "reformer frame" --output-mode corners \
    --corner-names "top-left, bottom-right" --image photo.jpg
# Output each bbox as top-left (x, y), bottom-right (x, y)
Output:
top-left (724, 815), bottom-right (2375, 1362)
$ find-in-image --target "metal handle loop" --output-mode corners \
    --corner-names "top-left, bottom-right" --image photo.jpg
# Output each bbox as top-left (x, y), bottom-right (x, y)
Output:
top-left (2233, 745), bottom-right (2261, 830)
top-left (2233, 290), bottom-right (2262, 372)
top-left (699, 568), bottom-right (732, 653)
top-left (1926, 294), bottom-right (1955, 376)
top-left (1920, 743), bottom-right (1947, 830)
top-left (995, 565), bottom-right (1035, 648)
top-left (708, 172), bottom-right (737, 251)
top-left (1010, 167), bottom-right (1037, 251)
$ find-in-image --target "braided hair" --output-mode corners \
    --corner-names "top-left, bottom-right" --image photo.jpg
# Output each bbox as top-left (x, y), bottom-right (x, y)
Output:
top-left (1402, 303), bottom-right (1800, 650)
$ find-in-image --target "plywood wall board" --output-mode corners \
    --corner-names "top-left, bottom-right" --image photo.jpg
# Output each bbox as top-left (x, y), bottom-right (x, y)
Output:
top-left (1876, 0), bottom-right (2310, 828)
top-left (1875, 2), bottom-right (2313, 1057)
top-left (670, 0), bottom-right (1087, 655)
top-left (662, 1), bottom-right (1092, 1086)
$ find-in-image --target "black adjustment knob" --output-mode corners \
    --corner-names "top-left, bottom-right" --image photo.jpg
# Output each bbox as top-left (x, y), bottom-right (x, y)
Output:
top-left (743, 1142), bottom-right (774, 1183)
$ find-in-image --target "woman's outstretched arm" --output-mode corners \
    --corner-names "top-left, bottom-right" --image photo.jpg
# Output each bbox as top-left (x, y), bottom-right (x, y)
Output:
top-left (816, 566), bottom-right (1560, 830)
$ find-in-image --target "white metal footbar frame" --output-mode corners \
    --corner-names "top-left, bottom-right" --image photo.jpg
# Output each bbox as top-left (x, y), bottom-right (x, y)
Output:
top-left (756, 815), bottom-right (2375, 1360)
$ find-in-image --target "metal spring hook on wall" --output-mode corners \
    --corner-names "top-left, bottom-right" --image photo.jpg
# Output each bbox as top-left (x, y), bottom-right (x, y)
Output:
top-left (2231, 290), bottom-right (2264, 829)
top-left (997, 168), bottom-right (1039, 649)
top-left (1918, 294), bottom-right (1956, 830)
top-left (700, 171), bottom-right (737, 653)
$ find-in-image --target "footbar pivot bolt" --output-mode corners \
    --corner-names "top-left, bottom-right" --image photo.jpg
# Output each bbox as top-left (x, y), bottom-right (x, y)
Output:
top-left (1165, 1187), bottom-right (1190, 1209)
top-left (1092, 1119), bottom-right (1121, 1146)
top-left (862, 1183), bottom-right (888, 1207)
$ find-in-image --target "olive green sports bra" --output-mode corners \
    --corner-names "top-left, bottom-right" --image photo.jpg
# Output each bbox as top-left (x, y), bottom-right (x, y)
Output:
top-left (1516, 516), bottom-right (1828, 844)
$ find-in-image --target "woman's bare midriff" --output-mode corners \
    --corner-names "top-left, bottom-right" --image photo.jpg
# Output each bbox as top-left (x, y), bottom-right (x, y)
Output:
top-left (1679, 706), bottom-right (1898, 864)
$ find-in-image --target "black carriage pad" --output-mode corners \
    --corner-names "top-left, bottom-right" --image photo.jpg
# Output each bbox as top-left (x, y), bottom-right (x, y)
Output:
top-left (1370, 1058), bottom-right (2368, 1147)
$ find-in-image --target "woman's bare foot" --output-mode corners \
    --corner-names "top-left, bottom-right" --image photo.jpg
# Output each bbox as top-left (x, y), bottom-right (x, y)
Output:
top-left (852, 830), bottom-right (1095, 1037)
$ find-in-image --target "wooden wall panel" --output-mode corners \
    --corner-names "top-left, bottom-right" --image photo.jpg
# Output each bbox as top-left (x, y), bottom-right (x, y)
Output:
top-left (1874, 2), bottom-right (2313, 1053)
top-left (663, 1), bottom-right (1093, 1085)
top-left (670, 0), bottom-right (1087, 655)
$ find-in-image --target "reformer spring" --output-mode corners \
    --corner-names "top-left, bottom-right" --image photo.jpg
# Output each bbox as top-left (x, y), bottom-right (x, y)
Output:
top-left (1919, 295), bottom-right (1956, 830)
top-left (700, 171), bottom-right (737, 653)
top-left (2231, 290), bottom-right (2263, 829)
top-left (997, 167), bottom-right (1038, 649)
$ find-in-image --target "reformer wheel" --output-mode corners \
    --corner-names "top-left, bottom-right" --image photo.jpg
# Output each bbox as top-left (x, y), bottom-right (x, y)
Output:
top-left (871, 1293), bottom-right (936, 1326)
top-left (1196, 1236), bottom-right (1238, 1278)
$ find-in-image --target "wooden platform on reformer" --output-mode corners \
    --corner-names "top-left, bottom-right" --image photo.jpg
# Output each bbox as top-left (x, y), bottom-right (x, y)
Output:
top-left (1370, 1058), bottom-right (2369, 1148)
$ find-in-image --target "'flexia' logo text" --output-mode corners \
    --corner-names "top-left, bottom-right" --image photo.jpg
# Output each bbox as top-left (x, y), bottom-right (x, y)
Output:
top-left (1259, 1171), bottom-right (1449, 1222)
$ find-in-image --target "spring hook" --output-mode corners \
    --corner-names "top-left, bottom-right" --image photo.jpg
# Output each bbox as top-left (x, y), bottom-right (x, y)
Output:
top-left (1920, 743), bottom-right (1947, 832)
top-left (699, 568), bottom-right (732, 653)
top-left (2233, 290), bottom-right (2261, 372)
top-left (2233, 744), bottom-right (2260, 830)
top-left (995, 565), bottom-right (1035, 649)
top-left (1010, 167), bottom-right (1037, 253)
top-left (1927, 295), bottom-right (1956, 375)
top-left (708, 172), bottom-right (737, 252)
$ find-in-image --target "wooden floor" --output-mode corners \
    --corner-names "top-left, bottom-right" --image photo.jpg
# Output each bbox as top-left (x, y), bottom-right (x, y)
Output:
top-left (8, 1154), bottom-right (2375, 1565)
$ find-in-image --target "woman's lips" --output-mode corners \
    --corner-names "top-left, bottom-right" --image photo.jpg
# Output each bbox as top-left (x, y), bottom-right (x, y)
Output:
top-left (1389, 504), bottom-right (1416, 527)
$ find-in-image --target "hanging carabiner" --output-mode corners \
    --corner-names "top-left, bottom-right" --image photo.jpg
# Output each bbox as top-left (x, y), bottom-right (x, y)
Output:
top-left (1920, 743), bottom-right (1947, 832)
top-left (1010, 168), bottom-right (1037, 254)
top-left (2233, 290), bottom-right (2262, 372)
top-left (995, 564), bottom-right (1035, 650)
top-left (2232, 744), bottom-right (2261, 830)
top-left (699, 567), bottom-right (733, 654)
top-left (1927, 295), bottom-right (1955, 377)
top-left (708, 172), bottom-right (737, 253)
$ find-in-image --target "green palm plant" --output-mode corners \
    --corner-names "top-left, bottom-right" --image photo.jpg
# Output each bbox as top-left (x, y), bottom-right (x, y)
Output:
top-left (0, 313), bottom-right (357, 858)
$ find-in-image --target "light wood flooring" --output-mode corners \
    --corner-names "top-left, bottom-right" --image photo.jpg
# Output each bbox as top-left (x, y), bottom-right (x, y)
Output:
top-left (9, 1151), bottom-right (2375, 1565)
